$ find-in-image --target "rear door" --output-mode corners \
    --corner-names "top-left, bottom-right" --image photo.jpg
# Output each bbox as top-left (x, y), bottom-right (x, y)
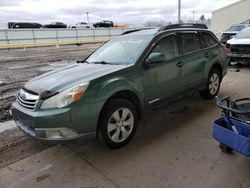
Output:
top-left (177, 32), bottom-right (208, 90)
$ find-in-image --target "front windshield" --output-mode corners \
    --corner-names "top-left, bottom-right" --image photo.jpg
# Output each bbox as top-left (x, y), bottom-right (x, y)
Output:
top-left (229, 25), bottom-right (246, 32)
top-left (87, 35), bottom-right (151, 65)
top-left (236, 28), bottom-right (250, 39)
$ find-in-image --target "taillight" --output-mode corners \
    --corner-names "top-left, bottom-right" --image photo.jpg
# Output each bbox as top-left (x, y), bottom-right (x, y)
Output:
top-left (222, 44), bottom-right (230, 53)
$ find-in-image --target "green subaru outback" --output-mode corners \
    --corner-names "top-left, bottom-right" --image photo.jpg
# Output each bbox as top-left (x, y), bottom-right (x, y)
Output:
top-left (11, 24), bottom-right (228, 148)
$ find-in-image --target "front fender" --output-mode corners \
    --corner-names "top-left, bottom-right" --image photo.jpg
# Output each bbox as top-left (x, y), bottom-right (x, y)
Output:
top-left (89, 76), bottom-right (144, 130)
top-left (96, 76), bottom-right (143, 104)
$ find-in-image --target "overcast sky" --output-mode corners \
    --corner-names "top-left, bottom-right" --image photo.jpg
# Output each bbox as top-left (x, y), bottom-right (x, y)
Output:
top-left (0, 0), bottom-right (239, 28)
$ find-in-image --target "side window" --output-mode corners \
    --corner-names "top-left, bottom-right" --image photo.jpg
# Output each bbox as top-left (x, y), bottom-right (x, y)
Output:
top-left (178, 33), bottom-right (202, 54)
top-left (202, 32), bottom-right (218, 47)
top-left (151, 35), bottom-right (179, 61)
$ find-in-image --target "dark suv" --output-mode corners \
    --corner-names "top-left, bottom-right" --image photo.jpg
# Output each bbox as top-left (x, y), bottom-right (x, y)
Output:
top-left (93, 20), bottom-right (114, 28)
top-left (8, 22), bottom-right (45, 29)
top-left (44, 22), bottom-right (67, 28)
top-left (11, 24), bottom-right (228, 148)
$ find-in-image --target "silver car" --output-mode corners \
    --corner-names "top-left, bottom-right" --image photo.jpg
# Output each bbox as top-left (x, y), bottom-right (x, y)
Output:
top-left (226, 27), bottom-right (250, 65)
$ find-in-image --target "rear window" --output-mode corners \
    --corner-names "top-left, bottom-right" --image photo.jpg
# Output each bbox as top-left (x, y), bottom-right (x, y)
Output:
top-left (178, 33), bottom-right (203, 54)
top-left (202, 32), bottom-right (218, 47)
top-left (229, 25), bottom-right (246, 32)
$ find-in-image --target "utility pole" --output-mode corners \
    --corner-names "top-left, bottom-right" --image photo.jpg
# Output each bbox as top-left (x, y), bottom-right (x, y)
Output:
top-left (86, 12), bottom-right (90, 24)
top-left (192, 11), bottom-right (196, 23)
top-left (178, 0), bottom-right (181, 23)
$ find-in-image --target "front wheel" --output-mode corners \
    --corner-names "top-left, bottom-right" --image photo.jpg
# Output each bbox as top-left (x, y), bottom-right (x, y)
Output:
top-left (199, 69), bottom-right (221, 99)
top-left (98, 99), bottom-right (138, 149)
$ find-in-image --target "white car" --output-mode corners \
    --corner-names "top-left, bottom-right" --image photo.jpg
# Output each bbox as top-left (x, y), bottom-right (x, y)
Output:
top-left (226, 27), bottom-right (250, 65)
top-left (68, 22), bottom-right (93, 29)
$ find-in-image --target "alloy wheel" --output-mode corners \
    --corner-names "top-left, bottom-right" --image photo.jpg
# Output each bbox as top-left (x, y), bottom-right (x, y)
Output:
top-left (209, 73), bottom-right (220, 95)
top-left (107, 108), bottom-right (134, 143)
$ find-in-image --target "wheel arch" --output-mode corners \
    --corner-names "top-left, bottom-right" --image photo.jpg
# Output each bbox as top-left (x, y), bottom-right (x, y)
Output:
top-left (210, 63), bottom-right (223, 80)
top-left (97, 89), bottom-right (142, 132)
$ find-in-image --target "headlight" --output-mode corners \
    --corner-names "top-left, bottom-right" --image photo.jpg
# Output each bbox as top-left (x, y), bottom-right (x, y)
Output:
top-left (40, 82), bottom-right (89, 109)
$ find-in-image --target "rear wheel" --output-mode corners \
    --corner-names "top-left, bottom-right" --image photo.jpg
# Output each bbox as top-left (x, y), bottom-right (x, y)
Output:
top-left (199, 69), bottom-right (221, 99)
top-left (98, 99), bottom-right (138, 149)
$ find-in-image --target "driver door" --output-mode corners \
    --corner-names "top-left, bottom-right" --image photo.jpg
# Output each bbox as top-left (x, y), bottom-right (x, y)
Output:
top-left (142, 34), bottom-right (186, 106)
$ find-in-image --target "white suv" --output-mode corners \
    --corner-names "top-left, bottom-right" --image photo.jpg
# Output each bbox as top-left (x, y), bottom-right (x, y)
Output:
top-left (68, 22), bottom-right (93, 29)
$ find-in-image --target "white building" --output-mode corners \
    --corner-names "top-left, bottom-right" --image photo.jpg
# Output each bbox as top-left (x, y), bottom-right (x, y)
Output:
top-left (211, 0), bottom-right (250, 35)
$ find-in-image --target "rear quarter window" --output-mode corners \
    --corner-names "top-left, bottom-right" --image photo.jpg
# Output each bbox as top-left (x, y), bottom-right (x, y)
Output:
top-left (202, 32), bottom-right (218, 47)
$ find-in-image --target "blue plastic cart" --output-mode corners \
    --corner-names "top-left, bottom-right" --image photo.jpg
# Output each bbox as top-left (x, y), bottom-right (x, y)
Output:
top-left (213, 96), bottom-right (250, 156)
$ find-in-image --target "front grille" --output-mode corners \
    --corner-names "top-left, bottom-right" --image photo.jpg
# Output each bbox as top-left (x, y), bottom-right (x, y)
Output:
top-left (231, 45), bottom-right (250, 53)
top-left (16, 89), bottom-right (39, 110)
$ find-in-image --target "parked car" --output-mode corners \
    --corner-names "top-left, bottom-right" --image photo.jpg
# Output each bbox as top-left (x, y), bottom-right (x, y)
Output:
top-left (44, 22), bottom-right (67, 28)
top-left (220, 24), bottom-right (250, 44)
top-left (11, 24), bottom-right (228, 149)
top-left (226, 27), bottom-right (250, 65)
top-left (68, 22), bottom-right (93, 29)
top-left (93, 20), bottom-right (114, 28)
top-left (8, 22), bottom-right (45, 29)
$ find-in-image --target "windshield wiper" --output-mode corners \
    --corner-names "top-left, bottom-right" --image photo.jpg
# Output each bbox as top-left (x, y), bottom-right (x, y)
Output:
top-left (92, 61), bottom-right (114, 65)
top-left (77, 60), bottom-right (90, 64)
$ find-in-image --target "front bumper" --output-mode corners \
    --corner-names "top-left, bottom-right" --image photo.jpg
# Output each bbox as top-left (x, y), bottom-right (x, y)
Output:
top-left (11, 102), bottom-right (94, 140)
top-left (228, 53), bottom-right (250, 63)
top-left (16, 120), bottom-right (82, 140)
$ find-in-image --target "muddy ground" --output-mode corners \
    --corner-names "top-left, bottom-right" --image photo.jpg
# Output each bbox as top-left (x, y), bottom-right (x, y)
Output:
top-left (0, 44), bottom-right (101, 122)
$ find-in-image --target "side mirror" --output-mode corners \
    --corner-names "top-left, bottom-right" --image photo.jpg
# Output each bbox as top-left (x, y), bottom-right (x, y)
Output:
top-left (230, 35), bottom-right (235, 39)
top-left (146, 52), bottom-right (165, 64)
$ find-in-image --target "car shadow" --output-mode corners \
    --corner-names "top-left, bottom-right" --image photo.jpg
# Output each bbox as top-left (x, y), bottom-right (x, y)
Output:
top-left (62, 93), bottom-right (217, 156)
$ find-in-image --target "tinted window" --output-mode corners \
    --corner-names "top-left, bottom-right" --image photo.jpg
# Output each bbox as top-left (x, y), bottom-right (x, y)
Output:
top-left (229, 25), bottom-right (246, 32)
top-left (151, 35), bottom-right (179, 61)
top-left (202, 32), bottom-right (218, 47)
top-left (179, 33), bottom-right (202, 54)
top-left (236, 27), bottom-right (250, 39)
top-left (14, 23), bottom-right (32, 28)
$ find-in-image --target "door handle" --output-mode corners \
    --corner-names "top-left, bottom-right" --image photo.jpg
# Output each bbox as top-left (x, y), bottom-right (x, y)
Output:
top-left (176, 61), bottom-right (184, 67)
top-left (205, 53), bottom-right (209, 58)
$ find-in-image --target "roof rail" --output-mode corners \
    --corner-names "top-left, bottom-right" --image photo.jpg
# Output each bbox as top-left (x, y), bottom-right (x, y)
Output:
top-left (159, 23), bottom-right (208, 31)
top-left (121, 27), bottom-right (155, 35)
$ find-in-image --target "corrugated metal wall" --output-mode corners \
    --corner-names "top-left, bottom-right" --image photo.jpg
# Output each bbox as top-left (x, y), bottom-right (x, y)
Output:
top-left (211, 0), bottom-right (250, 36)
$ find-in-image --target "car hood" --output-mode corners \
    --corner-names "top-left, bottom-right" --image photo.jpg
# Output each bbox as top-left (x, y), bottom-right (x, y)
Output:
top-left (24, 63), bottom-right (128, 96)
top-left (227, 38), bottom-right (250, 45)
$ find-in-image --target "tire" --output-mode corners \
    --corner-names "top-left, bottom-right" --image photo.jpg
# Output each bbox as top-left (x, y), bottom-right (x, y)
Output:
top-left (98, 99), bottom-right (138, 149)
top-left (199, 68), bottom-right (221, 99)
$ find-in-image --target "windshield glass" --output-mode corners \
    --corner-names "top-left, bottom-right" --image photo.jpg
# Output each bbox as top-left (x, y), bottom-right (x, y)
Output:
top-left (229, 25), bottom-right (246, 32)
top-left (236, 28), bottom-right (250, 39)
top-left (87, 35), bottom-right (151, 65)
